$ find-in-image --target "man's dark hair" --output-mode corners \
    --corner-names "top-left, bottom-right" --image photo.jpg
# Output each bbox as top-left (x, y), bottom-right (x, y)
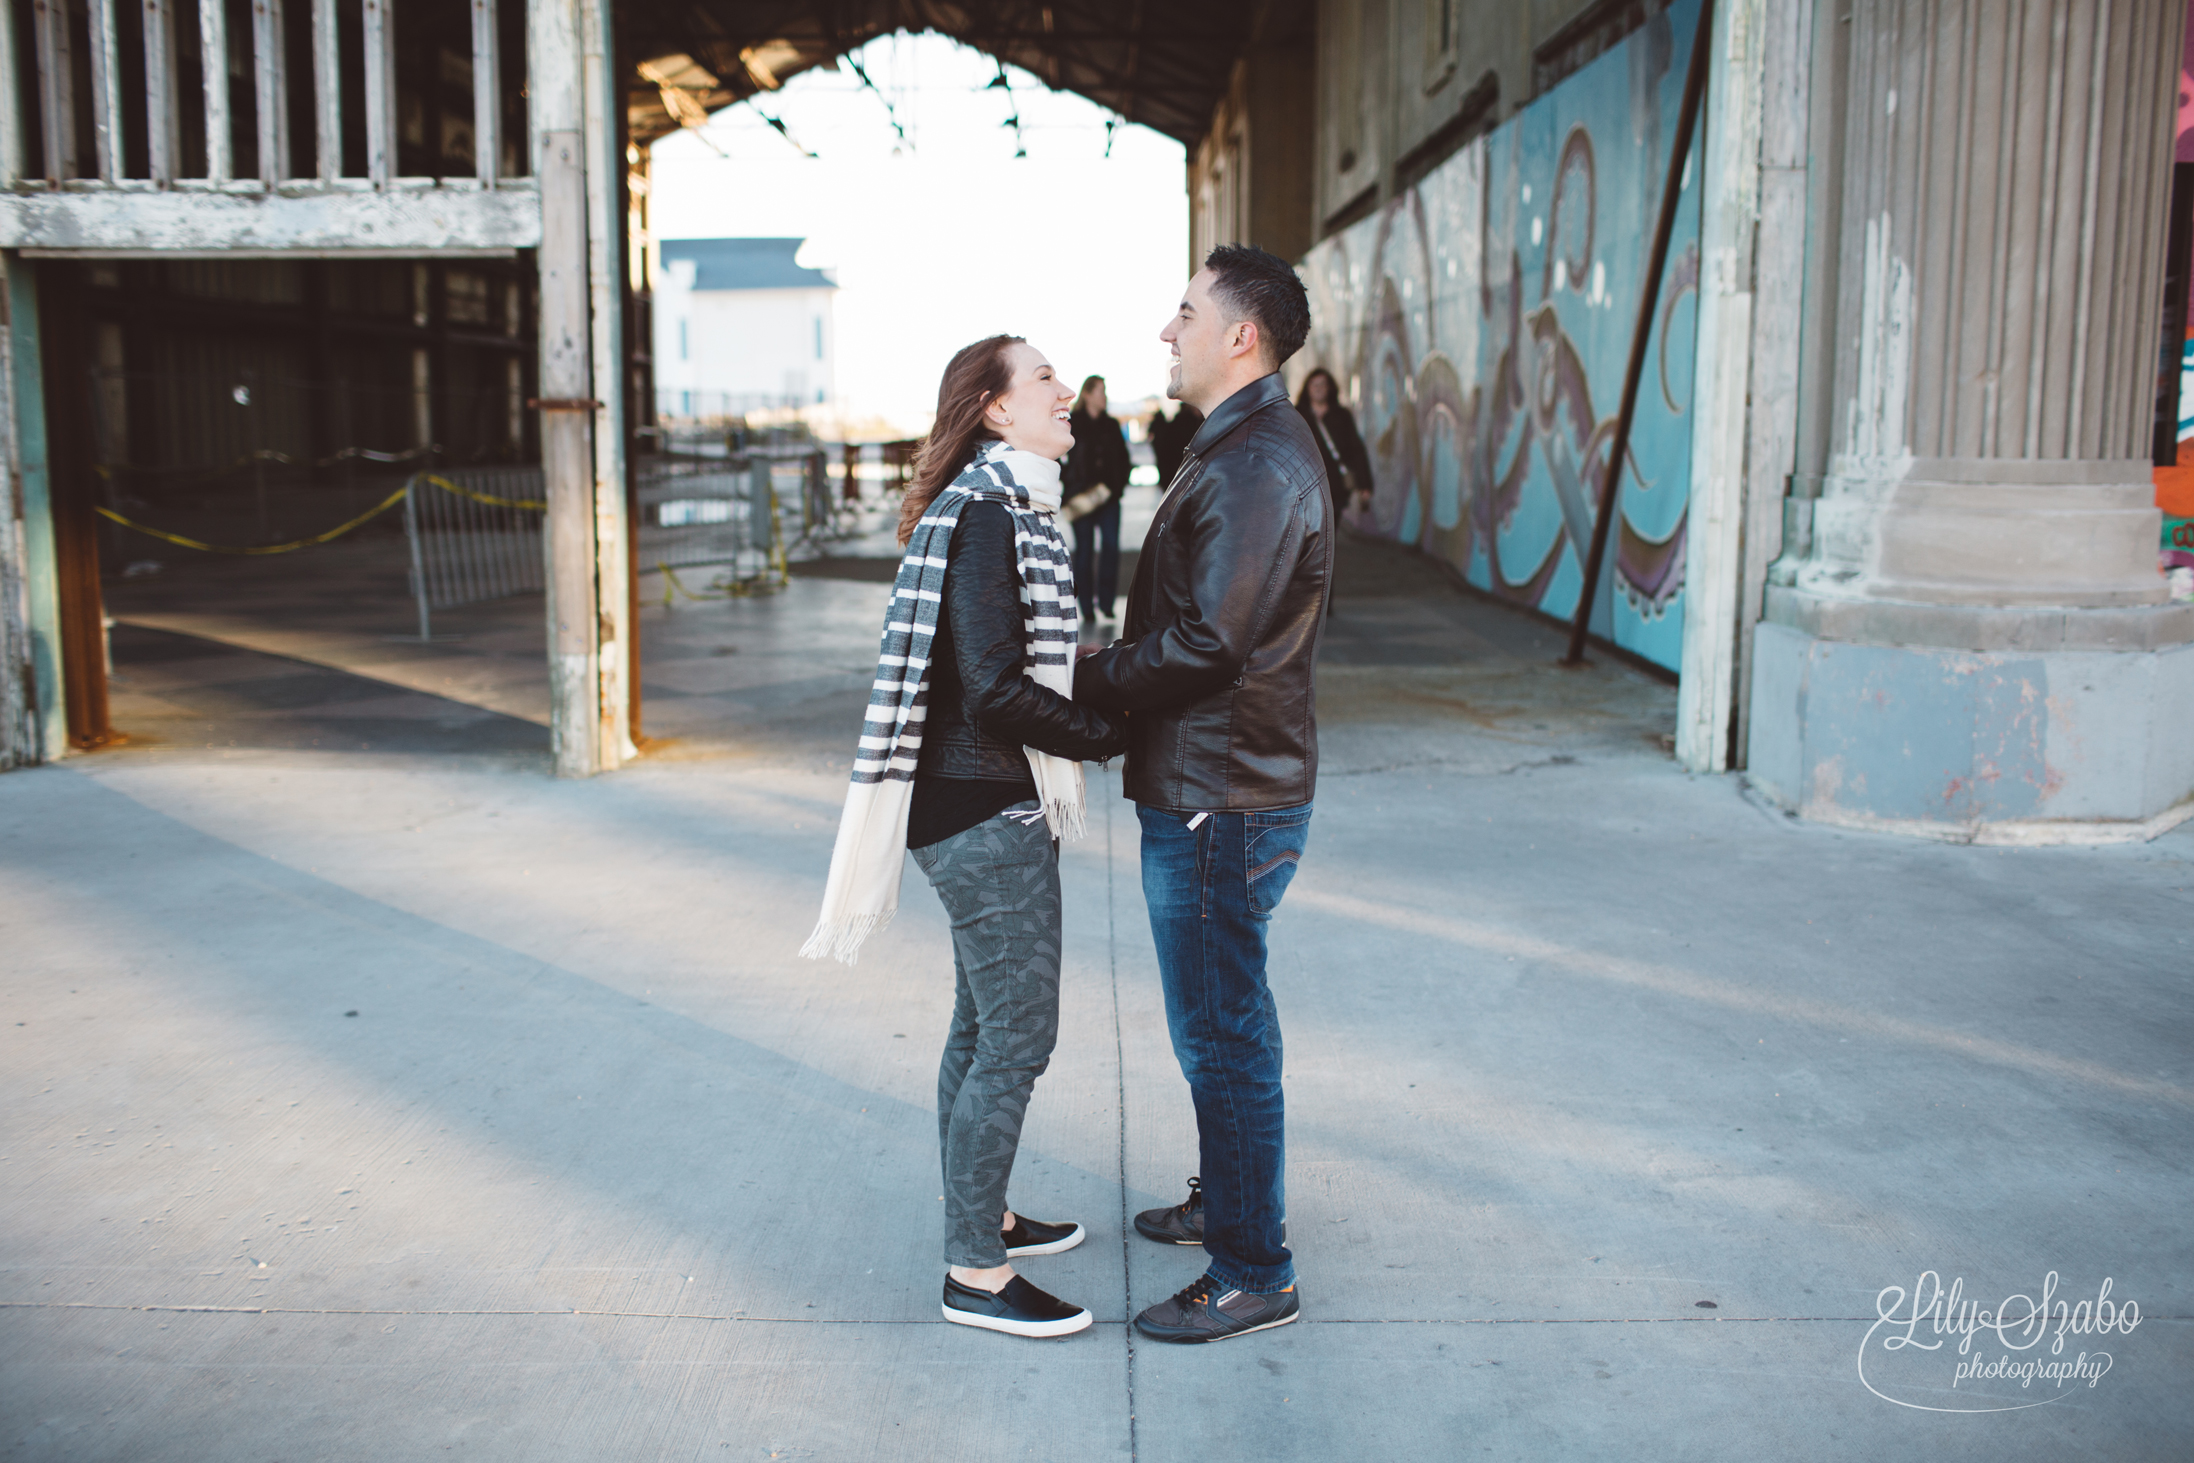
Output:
top-left (1203, 244), bottom-right (1311, 367)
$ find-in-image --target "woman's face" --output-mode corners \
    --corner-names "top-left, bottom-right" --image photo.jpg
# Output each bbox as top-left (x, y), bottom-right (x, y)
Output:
top-left (1308, 373), bottom-right (1332, 409)
top-left (985, 343), bottom-right (1076, 460)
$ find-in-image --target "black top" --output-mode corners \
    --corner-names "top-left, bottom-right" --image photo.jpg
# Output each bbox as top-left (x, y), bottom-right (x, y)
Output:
top-left (908, 775), bottom-right (1035, 850)
top-left (909, 500), bottom-right (1125, 848)
top-left (1067, 410), bottom-right (1132, 499)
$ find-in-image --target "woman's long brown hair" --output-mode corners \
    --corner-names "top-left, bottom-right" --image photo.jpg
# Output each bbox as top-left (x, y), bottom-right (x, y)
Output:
top-left (897, 334), bottom-right (1022, 545)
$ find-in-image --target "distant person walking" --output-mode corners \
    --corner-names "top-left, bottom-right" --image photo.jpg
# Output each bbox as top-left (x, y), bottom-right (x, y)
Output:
top-left (1296, 367), bottom-right (1373, 524)
top-left (1064, 375), bottom-right (1130, 623)
top-left (803, 334), bottom-right (1127, 1340)
top-left (1076, 245), bottom-right (1332, 1344)
top-left (1148, 401), bottom-right (1203, 489)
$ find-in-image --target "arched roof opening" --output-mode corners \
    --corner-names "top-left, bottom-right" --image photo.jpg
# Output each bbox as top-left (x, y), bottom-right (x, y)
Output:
top-left (621, 1), bottom-right (1309, 152)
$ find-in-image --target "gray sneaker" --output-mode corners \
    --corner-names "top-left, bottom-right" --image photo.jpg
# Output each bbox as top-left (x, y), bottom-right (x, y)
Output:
top-left (1134, 1273), bottom-right (1300, 1343)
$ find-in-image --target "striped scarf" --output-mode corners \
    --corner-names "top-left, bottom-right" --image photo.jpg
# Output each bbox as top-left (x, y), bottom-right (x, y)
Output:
top-left (800, 441), bottom-right (1085, 964)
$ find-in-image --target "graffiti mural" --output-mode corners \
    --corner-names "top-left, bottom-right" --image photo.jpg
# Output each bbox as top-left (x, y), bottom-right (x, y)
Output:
top-left (1297, 0), bottom-right (1702, 671)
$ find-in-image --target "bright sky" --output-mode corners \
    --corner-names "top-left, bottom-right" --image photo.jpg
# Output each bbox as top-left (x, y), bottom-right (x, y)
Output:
top-left (648, 32), bottom-right (1191, 434)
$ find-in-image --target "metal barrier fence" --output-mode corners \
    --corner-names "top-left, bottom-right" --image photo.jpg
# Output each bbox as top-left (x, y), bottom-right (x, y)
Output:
top-left (402, 467), bottom-right (546, 640)
top-left (400, 452), bottom-right (827, 636)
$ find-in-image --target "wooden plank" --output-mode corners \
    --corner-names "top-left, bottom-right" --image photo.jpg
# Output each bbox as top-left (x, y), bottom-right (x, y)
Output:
top-left (0, 184), bottom-right (543, 252)
top-left (472, 0), bottom-right (501, 185)
top-left (0, 0), bottom-right (21, 185)
top-left (199, 0), bottom-right (231, 180)
top-left (363, 0), bottom-right (396, 185)
top-left (254, 0), bottom-right (291, 184)
top-left (88, 0), bottom-right (125, 182)
top-left (32, 0), bottom-right (76, 182)
top-left (313, 0), bottom-right (340, 182)
top-left (144, 0), bottom-right (181, 185)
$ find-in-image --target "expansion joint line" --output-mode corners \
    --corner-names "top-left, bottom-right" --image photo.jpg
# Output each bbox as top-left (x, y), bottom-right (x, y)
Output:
top-left (1106, 775), bottom-right (1139, 1463)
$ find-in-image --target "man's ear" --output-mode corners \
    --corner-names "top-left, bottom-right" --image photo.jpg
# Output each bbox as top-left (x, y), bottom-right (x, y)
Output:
top-left (1231, 320), bottom-right (1262, 361)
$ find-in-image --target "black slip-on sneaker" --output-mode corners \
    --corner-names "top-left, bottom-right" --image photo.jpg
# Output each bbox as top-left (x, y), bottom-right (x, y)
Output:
top-left (1002, 1214), bottom-right (1085, 1257)
top-left (1133, 1273), bottom-right (1299, 1344)
top-left (942, 1274), bottom-right (1093, 1339)
top-left (1133, 1176), bottom-right (1204, 1245)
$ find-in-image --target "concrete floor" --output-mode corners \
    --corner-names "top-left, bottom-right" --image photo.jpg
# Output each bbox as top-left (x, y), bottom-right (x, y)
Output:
top-left (5, 509), bottom-right (2191, 1461)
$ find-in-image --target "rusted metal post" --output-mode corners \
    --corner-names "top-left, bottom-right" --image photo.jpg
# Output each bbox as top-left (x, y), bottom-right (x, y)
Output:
top-left (1563, 0), bottom-right (1715, 667)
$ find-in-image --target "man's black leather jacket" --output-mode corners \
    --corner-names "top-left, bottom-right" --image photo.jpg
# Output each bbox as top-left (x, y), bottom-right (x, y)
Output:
top-left (920, 500), bottom-right (1126, 779)
top-left (1073, 373), bottom-right (1332, 810)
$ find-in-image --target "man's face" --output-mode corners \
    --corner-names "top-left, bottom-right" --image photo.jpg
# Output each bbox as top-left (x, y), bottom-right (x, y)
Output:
top-left (1159, 268), bottom-right (1232, 407)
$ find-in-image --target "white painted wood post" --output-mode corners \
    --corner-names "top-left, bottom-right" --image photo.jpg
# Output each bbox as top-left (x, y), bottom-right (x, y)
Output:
top-left (581, 0), bottom-right (631, 766)
top-left (145, 0), bottom-right (182, 185)
top-left (473, 0), bottom-right (501, 186)
top-left (1676, 0), bottom-right (1768, 775)
top-left (88, 0), bottom-right (125, 182)
top-left (253, 0), bottom-right (290, 185)
top-left (313, 0), bottom-right (341, 183)
top-left (363, 0), bottom-right (397, 185)
top-left (0, 0), bottom-right (21, 186)
top-left (32, 0), bottom-right (76, 182)
top-left (199, 0), bottom-right (231, 181)
top-left (530, 0), bottom-right (602, 776)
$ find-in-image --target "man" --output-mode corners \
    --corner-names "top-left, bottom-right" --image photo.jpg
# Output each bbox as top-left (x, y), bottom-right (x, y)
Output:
top-left (1074, 244), bottom-right (1331, 1343)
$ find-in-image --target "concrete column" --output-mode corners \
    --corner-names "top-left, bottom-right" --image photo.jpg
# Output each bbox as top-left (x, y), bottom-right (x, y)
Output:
top-left (1752, 0), bottom-right (2194, 840)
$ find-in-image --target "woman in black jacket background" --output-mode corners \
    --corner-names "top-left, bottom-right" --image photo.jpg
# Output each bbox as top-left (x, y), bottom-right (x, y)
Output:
top-left (1065, 375), bottom-right (1131, 623)
top-left (1296, 367), bottom-right (1374, 524)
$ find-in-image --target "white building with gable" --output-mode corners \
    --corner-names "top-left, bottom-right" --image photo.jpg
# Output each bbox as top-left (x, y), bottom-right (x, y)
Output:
top-left (653, 238), bottom-right (837, 417)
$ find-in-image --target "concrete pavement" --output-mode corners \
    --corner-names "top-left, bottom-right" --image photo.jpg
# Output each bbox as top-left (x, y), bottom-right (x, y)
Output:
top-left (4, 526), bottom-right (2191, 1460)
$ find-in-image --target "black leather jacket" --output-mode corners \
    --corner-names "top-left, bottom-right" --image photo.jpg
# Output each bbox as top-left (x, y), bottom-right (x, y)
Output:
top-left (919, 500), bottom-right (1126, 778)
top-left (1073, 374), bottom-right (1332, 810)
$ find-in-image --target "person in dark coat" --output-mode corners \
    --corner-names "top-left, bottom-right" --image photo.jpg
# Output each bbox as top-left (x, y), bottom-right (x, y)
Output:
top-left (1148, 402), bottom-right (1203, 488)
top-left (1065, 375), bottom-right (1131, 623)
top-left (1295, 367), bottom-right (1373, 523)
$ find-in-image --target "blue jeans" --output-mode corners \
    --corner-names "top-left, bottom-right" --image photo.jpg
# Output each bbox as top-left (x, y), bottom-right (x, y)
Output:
top-left (1138, 801), bottom-right (1312, 1293)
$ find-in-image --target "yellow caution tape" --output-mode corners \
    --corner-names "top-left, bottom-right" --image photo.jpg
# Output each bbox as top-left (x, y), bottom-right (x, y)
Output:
top-left (416, 472), bottom-right (546, 511)
top-left (94, 482), bottom-right (413, 555)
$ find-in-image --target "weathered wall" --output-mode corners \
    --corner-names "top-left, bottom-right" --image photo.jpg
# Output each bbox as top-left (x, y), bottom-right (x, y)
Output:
top-left (1295, 0), bottom-right (1703, 672)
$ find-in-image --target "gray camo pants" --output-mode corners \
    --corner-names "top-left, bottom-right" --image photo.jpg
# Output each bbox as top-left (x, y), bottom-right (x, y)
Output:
top-left (909, 802), bottom-right (1061, 1269)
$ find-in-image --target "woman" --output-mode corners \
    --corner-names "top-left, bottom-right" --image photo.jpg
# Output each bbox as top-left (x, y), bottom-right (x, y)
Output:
top-left (1296, 367), bottom-right (1375, 524)
top-left (802, 335), bottom-right (1126, 1340)
top-left (1063, 375), bottom-right (1131, 623)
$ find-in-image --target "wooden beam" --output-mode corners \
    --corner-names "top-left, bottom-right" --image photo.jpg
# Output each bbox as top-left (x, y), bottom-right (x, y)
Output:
top-left (0, 185), bottom-right (543, 252)
top-left (532, 0), bottom-right (600, 777)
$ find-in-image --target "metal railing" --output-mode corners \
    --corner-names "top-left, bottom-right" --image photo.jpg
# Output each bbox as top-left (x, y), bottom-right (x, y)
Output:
top-left (635, 451), bottom-right (801, 598)
top-left (402, 465), bottom-right (544, 640)
top-left (6, 0), bottom-right (514, 191)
